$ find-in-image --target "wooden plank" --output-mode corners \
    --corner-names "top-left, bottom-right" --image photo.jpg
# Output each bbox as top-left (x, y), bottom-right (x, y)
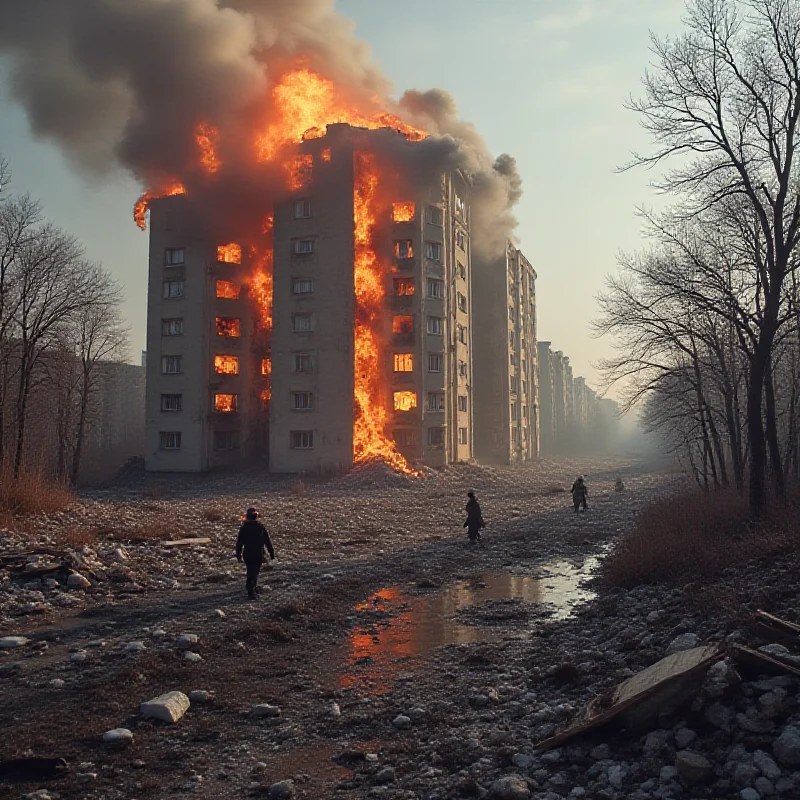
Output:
top-left (162, 537), bottom-right (211, 547)
top-left (730, 644), bottom-right (800, 678)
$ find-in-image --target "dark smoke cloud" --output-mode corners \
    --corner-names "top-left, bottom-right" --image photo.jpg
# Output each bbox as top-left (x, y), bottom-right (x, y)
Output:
top-left (0, 0), bottom-right (520, 258)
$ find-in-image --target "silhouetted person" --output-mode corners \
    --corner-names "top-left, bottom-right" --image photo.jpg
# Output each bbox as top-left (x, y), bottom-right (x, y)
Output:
top-left (236, 507), bottom-right (275, 599)
top-left (571, 476), bottom-right (588, 512)
top-left (464, 490), bottom-right (486, 545)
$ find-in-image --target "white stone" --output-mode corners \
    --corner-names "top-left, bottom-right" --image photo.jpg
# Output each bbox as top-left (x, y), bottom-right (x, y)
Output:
top-left (210, 609), bottom-right (226, 618)
top-left (70, 650), bottom-right (88, 663)
top-left (103, 728), bottom-right (134, 746)
top-left (50, 679), bottom-right (65, 688)
top-left (392, 714), bottom-right (411, 729)
top-left (183, 651), bottom-right (203, 662)
top-left (176, 633), bottom-right (198, 649)
top-left (125, 641), bottom-right (146, 653)
top-left (140, 691), bottom-right (190, 723)
top-left (251, 703), bottom-right (281, 718)
top-left (329, 702), bottom-right (341, 717)
top-left (66, 573), bottom-right (91, 590)
top-left (666, 633), bottom-right (700, 655)
top-left (0, 636), bottom-right (28, 649)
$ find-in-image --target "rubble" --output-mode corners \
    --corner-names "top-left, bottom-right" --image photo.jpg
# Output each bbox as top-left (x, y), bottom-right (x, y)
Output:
top-left (139, 691), bottom-right (190, 723)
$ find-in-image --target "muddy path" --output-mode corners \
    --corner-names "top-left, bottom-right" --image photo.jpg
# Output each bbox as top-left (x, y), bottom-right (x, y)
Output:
top-left (0, 458), bottom-right (669, 799)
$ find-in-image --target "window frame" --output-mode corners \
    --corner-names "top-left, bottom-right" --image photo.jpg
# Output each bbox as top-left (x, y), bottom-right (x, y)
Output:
top-left (159, 431), bottom-right (182, 450)
top-left (424, 241), bottom-right (443, 262)
top-left (164, 248), bottom-right (185, 266)
top-left (427, 352), bottom-right (443, 374)
top-left (161, 355), bottom-right (182, 375)
top-left (427, 392), bottom-right (445, 411)
top-left (292, 278), bottom-right (314, 295)
top-left (393, 353), bottom-right (414, 373)
top-left (162, 280), bottom-right (184, 300)
top-left (427, 316), bottom-right (444, 336)
top-left (291, 313), bottom-right (313, 333)
top-left (290, 430), bottom-right (314, 450)
top-left (427, 426), bottom-right (445, 447)
top-left (424, 205), bottom-right (444, 226)
top-left (291, 391), bottom-right (314, 412)
top-left (292, 199), bottom-right (312, 219)
top-left (160, 394), bottom-right (182, 412)
top-left (292, 237), bottom-right (315, 255)
top-left (293, 353), bottom-right (314, 373)
top-left (426, 278), bottom-right (444, 299)
top-left (161, 318), bottom-right (183, 336)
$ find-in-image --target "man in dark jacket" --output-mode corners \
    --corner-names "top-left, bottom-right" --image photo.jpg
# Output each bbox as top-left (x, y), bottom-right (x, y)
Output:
top-left (571, 476), bottom-right (588, 513)
top-left (464, 490), bottom-right (485, 545)
top-left (236, 508), bottom-right (275, 599)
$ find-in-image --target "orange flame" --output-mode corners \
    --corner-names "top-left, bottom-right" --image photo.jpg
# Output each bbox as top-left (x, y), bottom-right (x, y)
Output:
top-left (215, 393), bottom-right (238, 413)
top-left (216, 280), bottom-right (240, 299)
top-left (393, 391), bottom-right (417, 412)
top-left (133, 181), bottom-right (186, 230)
top-left (287, 154), bottom-right (313, 192)
top-left (196, 122), bottom-right (221, 174)
top-left (249, 238), bottom-right (274, 333)
top-left (353, 151), bottom-right (414, 474)
top-left (217, 243), bottom-right (242, 264)
top-left (214, 355), bottom-right (239, 375)
top-left (392, 202), bottom-right (416, 223)
top-left (216, 317), bottom-right (241, 337)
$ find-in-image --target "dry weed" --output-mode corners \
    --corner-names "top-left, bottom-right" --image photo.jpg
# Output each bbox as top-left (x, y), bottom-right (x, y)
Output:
top-left (290, 480), bottom-right (308, 498)
top-left (201, 507), bottom-right (223, 522)
top-left (0, 468), bottom-right (74, 515)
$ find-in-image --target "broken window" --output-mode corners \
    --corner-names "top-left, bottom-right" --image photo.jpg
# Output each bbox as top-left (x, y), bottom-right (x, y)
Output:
top-left (458, 261), bottom-right (467, 280)
top-left (217, 243), bottom-right (242, 264)
top-left (165, 248), bottom-right (185, 266)
top-left (292, 238), bottom-right (315, 255)
top-left (392, 315), bottom-right (414, 335)
top-left (163, 280), bottom-right (184, 299)
top-left (455, 193), bottom-right (466, 219)
top-left (161, 394), bottom-right (182, 412)
top-left (159, 431), bottom-right (181, 450)
top-left (216, 317), bottom-right (240, 337)
top-left (294, 353), bottom-right (313, 372)
top-left (161, 355), bottom-right (182, 374)
top-left (458, 293), bottom-right (468, 313)
top-left (393, 391), bottom-right (417, 412)
top-left (291, 391), bottom-right (314, 411)
top-left (427, 392), bottom-right (445, 411)
top-left (392, 202), bottom-right (416, 223)
top-left (292, 199), bottom-right (312, 219)
top-left (292, 278), bottom-right (314, 294)
top-left (394, 240), bottom-right (414, 258)
top-left (292, 313), bottom-right (313, 333)
top-left (427, 427), bottom-right (445, 446)
top-left (428, 353), bottom-right (443, 373)
top-left (459, 360), bottom-right (468, 378)
top-left (458, 427), bottom-right (468, 445)
top-left (427, 279), bottom-right (444, 299)
top-left (261, 358), bottom-right (271, 377)
top-left (290, 430), bottom-right (314, 449)
top-left (288, 154), bottom-right (313, 191)
top-left (393, 429), bottom-right (417, 447)
top-left (455, 229), bottom-right (466, 250)
top-left (427, 317), bottom-right (444, 336)
top-left (458, 395), bottom-right (468, 413)
top-left (321, 148), bottom-right (331, 163)
top-left (214, 355), bottom-right (239, 375)
top-left (425, 205), bottom-right (443, 226)
top-left (394, 353), bottom-right (413, 372)
top-left (216, 280), bottom-right (240, 299)
top-left (393, 278), bottom-right (415, 296)
top-left (425, 241), bottom-right (443, 262)
top-left (162, 318), bottom-right (183, 336)
top-left (214, 431), bottom-right (237, 451)
top-left (214, 393), bottom-right (238, 413)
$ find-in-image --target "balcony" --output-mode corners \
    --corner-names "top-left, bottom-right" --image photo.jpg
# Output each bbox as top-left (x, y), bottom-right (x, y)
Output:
top-left (394, 257), bottom-right (416, 271)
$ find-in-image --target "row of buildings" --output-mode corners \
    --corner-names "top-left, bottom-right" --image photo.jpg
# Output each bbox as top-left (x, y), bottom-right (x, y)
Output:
top-left (144, 122), bottom-right (607, 473)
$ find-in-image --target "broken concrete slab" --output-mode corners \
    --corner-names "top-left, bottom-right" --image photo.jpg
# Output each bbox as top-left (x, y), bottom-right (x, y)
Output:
top-left (535, 645), bottom-right (723, 750)
top-left (140, 691), bottom-right (190, 723)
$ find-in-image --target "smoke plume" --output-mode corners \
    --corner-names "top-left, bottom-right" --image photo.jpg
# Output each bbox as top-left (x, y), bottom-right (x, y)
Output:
top-left (0, 0), bottom-right (520, 258)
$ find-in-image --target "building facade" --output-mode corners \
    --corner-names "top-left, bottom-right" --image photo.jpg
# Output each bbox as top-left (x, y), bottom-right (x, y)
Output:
top-left (473, 241), bottom-right (539, 463)
top-left (537, 341), bottom-right (556, 454)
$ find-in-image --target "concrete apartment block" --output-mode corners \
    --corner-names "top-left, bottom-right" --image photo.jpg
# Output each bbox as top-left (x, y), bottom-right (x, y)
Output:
top-left (537, 341), bottom-right (556, 455)
top-left (473, 241), bottom-right (539, 464)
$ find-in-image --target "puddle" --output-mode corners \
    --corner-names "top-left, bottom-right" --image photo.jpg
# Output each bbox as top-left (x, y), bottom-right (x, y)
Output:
top-left (337, 557), bottom-right (598, 694)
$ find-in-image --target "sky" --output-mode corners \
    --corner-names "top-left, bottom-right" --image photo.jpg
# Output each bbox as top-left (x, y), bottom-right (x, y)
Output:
top-left (0, 0), bottom-right (687, 394)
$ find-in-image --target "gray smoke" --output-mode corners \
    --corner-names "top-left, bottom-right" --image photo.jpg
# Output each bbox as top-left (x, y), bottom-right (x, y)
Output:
top-left (0, 0), bottom-right (520, 257)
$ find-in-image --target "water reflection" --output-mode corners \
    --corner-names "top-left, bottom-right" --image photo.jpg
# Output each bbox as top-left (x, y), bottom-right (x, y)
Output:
top-left (338, 559), bottom-right (597, 694)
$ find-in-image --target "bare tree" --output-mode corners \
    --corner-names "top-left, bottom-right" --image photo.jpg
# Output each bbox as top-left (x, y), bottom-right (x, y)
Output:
top-left (625, 0), bottom-right (800, 512)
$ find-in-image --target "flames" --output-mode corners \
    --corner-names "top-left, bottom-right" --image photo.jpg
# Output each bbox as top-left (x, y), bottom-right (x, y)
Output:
top-left (353, 151), bottom-right (414, 474)
top-left (392, 202), bottom-right (416, 223)
top-left (217, 243), bottom-right (242, 264)
top-left (133, 181), bottom-right (186, 230)
top-left (196, 123), bottom-right (221, 174)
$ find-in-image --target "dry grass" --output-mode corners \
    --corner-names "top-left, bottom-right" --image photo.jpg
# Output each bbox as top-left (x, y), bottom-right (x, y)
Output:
top-left (201, 507), bottom-right (223, 522)
top-left (290, 480), bottom-right (308, 498)
top-left (0, 468), bottom-right (74, 515)
top-left (105, 519), bottom-right (174, 543)
top-left (60, 526), bottom-right (99, 547)
top-left (602, 488), bottom-right (800, 588)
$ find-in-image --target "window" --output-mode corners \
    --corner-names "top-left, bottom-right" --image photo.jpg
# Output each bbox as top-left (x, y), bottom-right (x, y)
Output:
top-left (288, 154), bottom-right (313, 190)
top-left (522, 381), bottom-right (527, 396)
top-left (510, 353), bottom-right (516, 366)
top-left (214, 393), bottom-right (238, 413)
top-left (427, 317), bottom-right (444, 336)
top-left (163, 280), bottom-right (184, 299)
top-left (161, 394), bottom-right (182, 412)
top-left (392, 202), bottom-right (416, 223)
top-left (428, 427), bottom-right (445, 447)
top-left (292, 313), bottom-right (313, 333)
top-left (427, 392), bottom-right (445, 411)
top-left (509, 306), bottom-right (517, 322)
top-left (427, 278), bottom-right (444, 299)
top-left (260, 389), bottom-right (271, 410)
top-left (292, 278), bottom-right (314, 294)
top-left (428, 352), bottom-right (443, 373)
top-left (292, 199), bottom-right (312, 219)
top-left (162, 318), bottom-right (183, 336)
top-left (321, 148), bottom-right (331, 163)
top-left (459, 360), bottom-right (468, 378)
top-left (393, 278), bottom-right (415, 296)
top-left (290, 431), bottom-right (314, 449)
top-left (458, 325), bottom-right (468, 345)
top-left (512, 427), bottom-right (520, 444)
top-left (393, 429), bottom-right (417, 447)
top-left (458, 261), bottom-right (466, 280)
top-left (216, 317), bottom-right (240, 337)
top-left (455, 193), bottom-right (466, 219)
top-left (392, 315), bottom-right (413, 335)
top-left (217, 243), bottom-right (241, 264)
top-left (425, 205), bottom-right (443, 226)
top-left (458, 395), bottom-right (468, 413)
top-left (214, 431), bottom-right (237, 451)
top-left (161, 356), bottom-right (182, 374)
top-left (458, 293), bottom-right (467, 313)
top-left (216, 280), bottom-right (240, 299)
top-left (425, 241), bottom-right (443, 262)
top-left (291, 391), bottom-right (314, 411)
top-left (455, 229), bottom-right (466, 250)
top-left (394, 353), bottom-right (413, 372)
top-left (294, 353), bottom-right (314, 373)
top-left (511, 403), bottom-right (518, 421)
top-left (292, 238), bottom-right (315, 255)
top-left (394, 240), bottom-right (414, 258)
top-left (261, 358), bottom-right (271, 377)
top-left (509, 331), bottom-right (516, 348)
top-left (458, 428), bottom-right (468, 445)
top-left (214, 355), bottom-right (239, 375)
top-left (159, 432), bottom-right (181, 450)
top-left (393, 391), bottom-right (417, 412)
top-left (165, 248), bottom-right (185, 266)
top-left (511, 376), bottom-right (519, 393)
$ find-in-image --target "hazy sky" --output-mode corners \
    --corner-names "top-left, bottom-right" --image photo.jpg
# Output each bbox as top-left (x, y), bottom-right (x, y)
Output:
top-left (0, 0), bottom-right (686, 393)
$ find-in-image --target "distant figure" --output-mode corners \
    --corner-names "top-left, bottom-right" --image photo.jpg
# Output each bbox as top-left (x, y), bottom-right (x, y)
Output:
top-left (236, 507), bottom-right (275, 599)
top-left (464, 490), bottom-right (486, 545)
top-left (614, 477), bottom-right (625, 493)
top-left (571, 476), bottom-right (588, 513)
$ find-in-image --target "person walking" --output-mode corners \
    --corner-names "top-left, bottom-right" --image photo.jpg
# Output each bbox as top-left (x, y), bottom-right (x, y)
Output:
top-left (571, 476), bottom-right (588, 513)
top-left (464, 490), bottom-right (486, 546)
top-left (236, 507), bottom-right (275, 599)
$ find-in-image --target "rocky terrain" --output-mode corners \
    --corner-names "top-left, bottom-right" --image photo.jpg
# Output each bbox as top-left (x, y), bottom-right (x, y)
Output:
top-left (2, 455), bottom-right (799, 800)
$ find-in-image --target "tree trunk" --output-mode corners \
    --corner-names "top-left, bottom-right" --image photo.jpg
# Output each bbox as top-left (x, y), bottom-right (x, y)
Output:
top-left (13, 348), bottom-right (31, 479)
top-left (764, 355), bottom-right (785, 502)
top-left (748, 347), bottom-right (769, 515)
top-left (70, 373), bottom-right (90, 488)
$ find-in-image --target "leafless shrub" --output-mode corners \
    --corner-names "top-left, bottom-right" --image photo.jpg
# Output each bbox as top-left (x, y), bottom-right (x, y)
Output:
top-left (290, 480), bottom-right (307, 498)
top-left (0, 467), bottom-right (73, 514)
top-left (201, 507), bottom-right (223, 522)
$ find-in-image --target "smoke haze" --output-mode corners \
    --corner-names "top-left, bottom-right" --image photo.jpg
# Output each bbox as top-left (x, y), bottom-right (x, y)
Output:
top-left (0, 0), bottom-right (520, 257)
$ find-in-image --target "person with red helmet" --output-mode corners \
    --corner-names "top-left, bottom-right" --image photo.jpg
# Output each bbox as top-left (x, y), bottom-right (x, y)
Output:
top-left (236, 507), bottom-right (275, 599)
